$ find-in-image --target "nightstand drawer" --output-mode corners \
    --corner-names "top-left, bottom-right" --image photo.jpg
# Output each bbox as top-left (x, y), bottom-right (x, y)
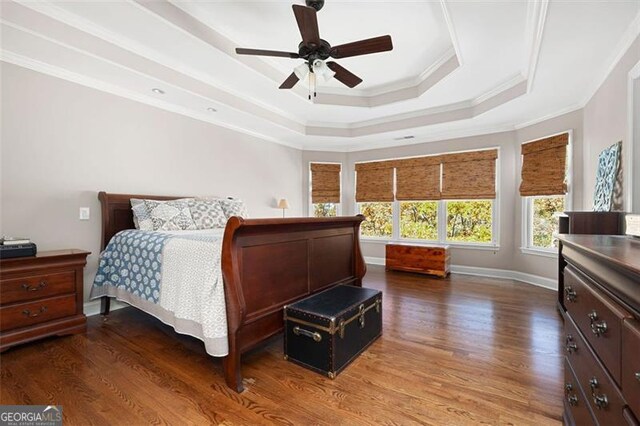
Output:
top-left (0, 294), bottom-right (77, 331)
top-left (1, 271), bottom-right (75, 305)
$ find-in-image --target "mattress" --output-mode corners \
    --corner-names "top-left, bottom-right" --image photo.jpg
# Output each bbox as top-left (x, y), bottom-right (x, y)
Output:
top-left (90, 229), bottom-right (228, 356)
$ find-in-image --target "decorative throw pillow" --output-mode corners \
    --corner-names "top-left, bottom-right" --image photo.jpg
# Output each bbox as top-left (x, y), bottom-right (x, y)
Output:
top-left (143, 199), bottom-right (197, 231)
top-left (219, 198), bottom-right (249, 219)
top-left (130, 198), bottom-right (154, 231)
top-left (187, 199), bottom-right (227, 229)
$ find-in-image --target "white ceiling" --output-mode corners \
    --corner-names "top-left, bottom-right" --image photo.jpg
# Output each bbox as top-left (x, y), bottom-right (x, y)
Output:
top-left (1, 0), bottom-right (639, 151)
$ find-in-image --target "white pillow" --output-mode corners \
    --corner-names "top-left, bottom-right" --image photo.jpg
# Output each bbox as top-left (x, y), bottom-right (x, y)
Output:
top-left (186, 199), bottom-right (227, 229)
top-left (143, 199), bottom-right (197, 231)
top-left (131, 198), bottom-right (153, 231)
top-left (218, 198), bottom-right (249, 219)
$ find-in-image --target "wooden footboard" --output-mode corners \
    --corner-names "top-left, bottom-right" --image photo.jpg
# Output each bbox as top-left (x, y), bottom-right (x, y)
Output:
top-left (220, 216), bottom-right (366, 392)
top-left (97, 193), bottom-right (366, 392)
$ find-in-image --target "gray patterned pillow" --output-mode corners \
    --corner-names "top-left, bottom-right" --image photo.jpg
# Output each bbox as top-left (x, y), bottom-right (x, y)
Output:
top-left (219, 198), bottom-right (248, 219)
top-left (187, 199), bottom-right (227, 229)
top-left (131, 198), bottom-right (153, 231)
top-left (143, 199), bottom-right (197, 231)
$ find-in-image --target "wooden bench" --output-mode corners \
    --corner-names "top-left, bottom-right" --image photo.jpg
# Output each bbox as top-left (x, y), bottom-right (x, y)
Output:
top-left (385, 243), bottom-right (450, 278)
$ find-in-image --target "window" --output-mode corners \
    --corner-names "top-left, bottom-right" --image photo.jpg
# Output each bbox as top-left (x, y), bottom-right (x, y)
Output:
top-left (446, 200), bottom-right (493, 243)
top-left (400, 201), bottom-right (438, 240)
top-left (528, 196), bottom-right (565, 249)
top-left (359, 202), bottom-right (393, 238)
top-left (313, 203), bottom-right (337, 217)
top-left (520, 131), bottom-right (571, 254)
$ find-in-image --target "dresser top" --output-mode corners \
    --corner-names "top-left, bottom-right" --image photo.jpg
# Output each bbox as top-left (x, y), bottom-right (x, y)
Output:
top-left (560, 235), bottom-right (640, 276)
top-left (0, 249), bottom-right (91, 268)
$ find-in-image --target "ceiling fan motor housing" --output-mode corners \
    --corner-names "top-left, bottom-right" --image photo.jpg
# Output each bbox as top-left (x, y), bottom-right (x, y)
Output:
top-left (305, 0), bottom-right (324, 11)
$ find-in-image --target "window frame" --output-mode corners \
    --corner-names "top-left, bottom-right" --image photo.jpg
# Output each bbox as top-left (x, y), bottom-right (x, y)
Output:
top-left (520, 130), bottom-right (573, 257)
top-left (308, 161), bottom-right (342, 217)
top-left (355, 147), bottom-right (500, 250)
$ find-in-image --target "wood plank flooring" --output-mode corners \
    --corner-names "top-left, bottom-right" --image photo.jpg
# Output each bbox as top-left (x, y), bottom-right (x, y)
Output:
top-left (0, 266), bottom-right (563, 425)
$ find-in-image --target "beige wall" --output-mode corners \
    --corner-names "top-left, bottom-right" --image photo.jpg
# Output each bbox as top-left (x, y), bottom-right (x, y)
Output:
top-left (0, 63), bottom-right (303, 300)
top-left (583, 35), bottom-right (640, 210)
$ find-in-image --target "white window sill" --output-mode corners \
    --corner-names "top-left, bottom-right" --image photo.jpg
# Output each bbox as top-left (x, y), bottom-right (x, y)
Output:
top-left (360, 238), bottom-right (500, 251)
top-left (520, 247), bottom-right (558, 258)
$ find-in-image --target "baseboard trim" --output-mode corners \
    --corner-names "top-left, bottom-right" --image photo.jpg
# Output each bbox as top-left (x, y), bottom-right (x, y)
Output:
top-left (364, 257), bottom-right (557, 290)
top-left (83, 299), bottom-right (129, 316)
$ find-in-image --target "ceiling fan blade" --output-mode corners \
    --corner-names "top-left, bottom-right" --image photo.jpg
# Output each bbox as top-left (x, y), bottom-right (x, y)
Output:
top-left (330, 35), bottom-right (393, 59)
top-left (292, 5), bottom-right (321, 48)
top-left (236, 48), bottom-right (299, 59)
top-left (279, 72), bottom-right (300, 89)
top-left (326, 62), bottom-right (362, 88)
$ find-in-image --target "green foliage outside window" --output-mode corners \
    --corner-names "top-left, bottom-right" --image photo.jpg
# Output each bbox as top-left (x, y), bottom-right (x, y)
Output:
top-left (359, 202), bottom-right (392, 237)
top-left (313, 203), bottom-right (337, 217)
top-left (400, 201), bottom-right (438, 240)
top-left (446, 200), bottom-right (493, 243)
top-left (532, 196), bottom-right (565, 248)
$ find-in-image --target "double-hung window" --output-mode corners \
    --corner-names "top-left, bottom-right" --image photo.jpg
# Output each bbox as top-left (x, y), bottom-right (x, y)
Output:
top-left (355, 149), bottom-right (499, 247)
top-left (309, 163), bottom-right (341, 217)
top-left (520, 132), bottom-right (570, 254)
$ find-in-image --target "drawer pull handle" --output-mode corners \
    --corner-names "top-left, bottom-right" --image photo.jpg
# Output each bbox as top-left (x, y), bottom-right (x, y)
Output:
top-left (592, 394), bottom-right (608, 409)
top-left (293, 326), bottom-right (322, 342)
top-left (22, 306), bottom-right (47, 318)
top-left (565, 384), bottom-right (579, 406)
top-left (635, 372), bottom-right (640, 382)
top-left (565, 334), bottom-right (578, 353)
top-left (587, 310), bottom-right (598, 322)
top-left (21, 281), bottom-right (48, 292)
top-left (564, 287), bottom-right (577, 302)
top-left (358, 304), bottom-right (365, 329)
top-left (590, 321), bottom-right (608, 336)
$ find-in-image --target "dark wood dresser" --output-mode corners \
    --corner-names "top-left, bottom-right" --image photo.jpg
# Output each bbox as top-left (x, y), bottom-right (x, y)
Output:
top-left (0, 249), bottom-right (90, 351)
top-left (558, 235), bottom-right (639, 425)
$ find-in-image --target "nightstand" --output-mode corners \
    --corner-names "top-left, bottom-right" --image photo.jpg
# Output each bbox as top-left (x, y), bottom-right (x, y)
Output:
top-left (0, 249), bottom-right (90, 351)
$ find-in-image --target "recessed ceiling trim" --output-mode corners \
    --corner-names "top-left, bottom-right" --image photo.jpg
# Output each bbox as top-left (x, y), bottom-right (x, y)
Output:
top-left (523, 0), bottom-right (549, 92)
top-left (3, 1), bottom-right (306, 133)
top-left (144, 0), bottom-right (461, 108)
top-left (1, 50), bottom-right (301, 150)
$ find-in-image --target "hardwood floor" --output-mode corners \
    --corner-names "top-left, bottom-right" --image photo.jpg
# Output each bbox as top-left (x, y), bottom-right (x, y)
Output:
top-left (0, 266), bottom-right (563, 425)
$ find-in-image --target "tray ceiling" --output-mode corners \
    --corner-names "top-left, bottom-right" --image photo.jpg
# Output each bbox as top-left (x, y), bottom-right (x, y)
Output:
top-left (1, 0), bottom-right (639, 151)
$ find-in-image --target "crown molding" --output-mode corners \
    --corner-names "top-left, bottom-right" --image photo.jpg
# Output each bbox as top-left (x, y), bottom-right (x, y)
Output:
top-left (139, 0), bottom-right (462, 108)
top-left (523, 0), bottom-right (549, 92)
top-left (11, 0), bottom-right (307, 130)
top-left (581, 10), bottom-right (640, 108)
top-left (0, 51), bottom-right (303, 150)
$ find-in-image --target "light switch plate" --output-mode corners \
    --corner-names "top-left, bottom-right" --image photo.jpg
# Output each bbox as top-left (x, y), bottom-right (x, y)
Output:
top-left (79, 207), bottom-right (90, 220)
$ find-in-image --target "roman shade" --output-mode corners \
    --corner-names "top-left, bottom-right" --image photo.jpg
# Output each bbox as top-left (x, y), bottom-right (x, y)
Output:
top-left (441, 149), bottom-right (498, 199)
top-left (395, 156), bottom-right (442, 200)
top-left (310, 163), bottom-right (341, 203)
top-left (519, 133), bottom-right (569, 196)
top-left (355, 162), bottom-right (394, 202)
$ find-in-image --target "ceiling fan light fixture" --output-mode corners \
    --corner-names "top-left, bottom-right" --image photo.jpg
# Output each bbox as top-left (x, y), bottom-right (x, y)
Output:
top-left (294, 62), bottom-right (310, 80)
top-left (312, 59), bottom-right (335, 82)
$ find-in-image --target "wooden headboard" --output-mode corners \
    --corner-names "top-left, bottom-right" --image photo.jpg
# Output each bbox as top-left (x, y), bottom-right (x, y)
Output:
top-left (98, 192), bottom-right (187, 250)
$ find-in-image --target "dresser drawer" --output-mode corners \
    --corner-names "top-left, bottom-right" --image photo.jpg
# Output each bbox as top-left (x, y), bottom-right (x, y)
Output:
top-left (564, 358), bottom-right (595, 426)
top-left (1, 271), bottom-right (76, 305)
top-left (564, 314), bottom-right (626, 426)
top-left (622, 320), bottom-right (640, 417)
top-left (0, 294), bottom-right (77, 331)
top-left (564, 265), bottom-right (631, 383)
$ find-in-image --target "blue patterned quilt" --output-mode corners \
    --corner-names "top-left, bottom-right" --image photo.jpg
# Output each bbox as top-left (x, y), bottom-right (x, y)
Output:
top-left (93, 230), bottom-right (171, 303)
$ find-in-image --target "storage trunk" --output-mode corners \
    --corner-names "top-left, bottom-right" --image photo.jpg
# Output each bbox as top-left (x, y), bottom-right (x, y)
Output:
top-left (284, 285), bottom-right (382, 378)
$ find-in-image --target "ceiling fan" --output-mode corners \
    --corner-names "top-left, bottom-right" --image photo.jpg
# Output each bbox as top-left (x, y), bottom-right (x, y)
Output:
top-left (235, 0), bottom-right (393, 96)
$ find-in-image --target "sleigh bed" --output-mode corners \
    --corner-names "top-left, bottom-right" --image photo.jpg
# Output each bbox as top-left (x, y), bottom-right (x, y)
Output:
top-left (95, 192), bottom-right (366, 392)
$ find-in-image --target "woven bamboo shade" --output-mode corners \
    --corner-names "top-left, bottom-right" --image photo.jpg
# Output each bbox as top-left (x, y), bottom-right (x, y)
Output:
top-left (310, 163), bottom-right (341, 203)
top-left (395, 156), bottom-right (441, 200)
top-left (355, 161), bottom-right (394, 202)
top-left (441, 149), bottom-right (498, 199)
top-left (519, 133), bottom-right (568, 196)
